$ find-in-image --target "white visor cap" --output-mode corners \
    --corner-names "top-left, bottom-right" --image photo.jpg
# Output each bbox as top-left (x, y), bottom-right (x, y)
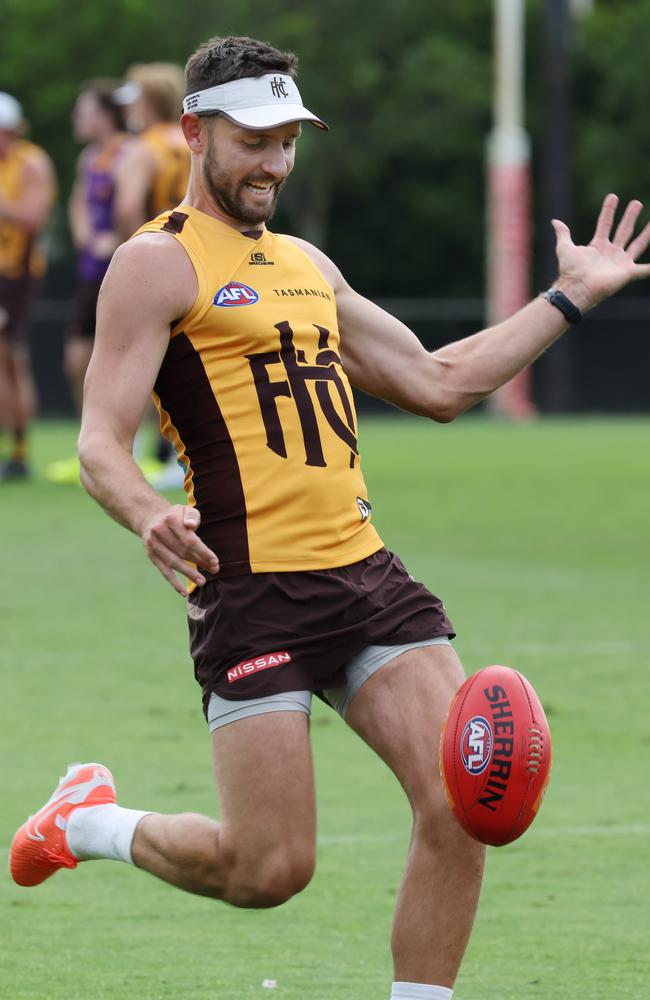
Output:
top-left (0, 92), bottom-right (23, 130)
top-left (112, 82), bottom-right (143, 106)
top-left (183, 73), bottom-right (327, 131)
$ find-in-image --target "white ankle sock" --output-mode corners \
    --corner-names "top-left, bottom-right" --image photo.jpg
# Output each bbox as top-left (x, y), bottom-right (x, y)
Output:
top-left (65, 803), bottom-right (152, 864)
top-left (391, 984), bottom-right (453, 1000)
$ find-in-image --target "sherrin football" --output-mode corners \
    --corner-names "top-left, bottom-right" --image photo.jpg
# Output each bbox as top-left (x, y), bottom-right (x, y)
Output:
top-left (439, 665), bottom-right (552, 846)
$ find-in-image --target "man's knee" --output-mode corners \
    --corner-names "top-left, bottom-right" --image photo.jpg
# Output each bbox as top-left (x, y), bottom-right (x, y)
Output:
top-left (240, 847), bottom-right (316, 908)
top-left (214, 841), bottom-right (316, 909)
top-left (414, 790), bottom-right (486, 864)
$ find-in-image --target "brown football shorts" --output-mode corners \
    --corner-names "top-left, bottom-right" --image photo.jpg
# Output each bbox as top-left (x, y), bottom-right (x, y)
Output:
top-left (0, 275), bottom-right (40, 345)
top-left (65, 278), bottom-right (103, 341)
top-left (187, 547), bottom-right (455, 718)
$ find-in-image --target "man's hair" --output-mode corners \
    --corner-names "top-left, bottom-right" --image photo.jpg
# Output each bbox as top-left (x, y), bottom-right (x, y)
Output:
top-left (80, 79), bottom-right (125, 131)
top-left (185, 36), bottom-right (298, 95)
top-left (126, 63), bottom-right (185, 122)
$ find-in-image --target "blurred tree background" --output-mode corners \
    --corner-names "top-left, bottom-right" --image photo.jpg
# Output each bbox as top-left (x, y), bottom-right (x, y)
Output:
top-left (1, 0), bottom-right (648, 301)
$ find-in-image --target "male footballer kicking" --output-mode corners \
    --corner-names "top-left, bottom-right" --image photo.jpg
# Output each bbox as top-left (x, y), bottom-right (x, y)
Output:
top-left (10, 36), bottom-right (650, 1000)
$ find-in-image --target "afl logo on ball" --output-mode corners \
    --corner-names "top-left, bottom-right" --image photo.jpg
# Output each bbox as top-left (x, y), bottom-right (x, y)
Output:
top-left (213, 281), bottom-right (259, 307)
top-left (461, 716), bottom-right (493, 775)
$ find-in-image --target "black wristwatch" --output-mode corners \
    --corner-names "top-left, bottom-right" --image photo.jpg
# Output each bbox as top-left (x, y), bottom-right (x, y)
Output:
top-left (541, 288), bottom-right (582, 324)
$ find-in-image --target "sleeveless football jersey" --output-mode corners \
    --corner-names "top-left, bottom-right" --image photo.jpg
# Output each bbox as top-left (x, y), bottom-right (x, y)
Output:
top-left (135, 205), bottom-right (383, 576)
top-left (140, 124), bottom-right (190, 218)
top-left (0, 140), bottom-right (51, 280)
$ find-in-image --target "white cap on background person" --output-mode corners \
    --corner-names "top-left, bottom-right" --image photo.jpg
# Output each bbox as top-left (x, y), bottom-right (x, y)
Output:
top-left (112, 82), bottom-right (143, 106)
top-left (0, 92), bottom-right (23, 130)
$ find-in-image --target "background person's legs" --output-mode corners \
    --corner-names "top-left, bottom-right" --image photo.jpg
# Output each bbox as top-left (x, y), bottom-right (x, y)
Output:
top-left (64, 335), bottom-right (94, 413)
top-left (0, 338), bottom-right (37, 477)
top-left (345, 644), bottom-right (486, 988)
top-left (131, 709), bottom-right (317, 906)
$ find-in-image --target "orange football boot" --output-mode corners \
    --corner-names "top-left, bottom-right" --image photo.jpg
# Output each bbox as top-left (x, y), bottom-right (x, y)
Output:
top-left (10, 763), bottom-right (116, 887)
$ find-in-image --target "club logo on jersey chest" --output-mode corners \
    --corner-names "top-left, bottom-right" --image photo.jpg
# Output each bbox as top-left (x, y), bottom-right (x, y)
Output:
top-left (247, 321), bottom-right (359, 469)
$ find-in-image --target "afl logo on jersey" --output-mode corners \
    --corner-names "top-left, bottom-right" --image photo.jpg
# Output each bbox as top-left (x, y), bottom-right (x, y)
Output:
top-left (213, 281), bottom-right (259, 307)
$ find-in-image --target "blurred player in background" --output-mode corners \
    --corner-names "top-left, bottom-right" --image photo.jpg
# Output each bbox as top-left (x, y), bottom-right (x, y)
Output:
top-left (11, 36), bottom-right (650, 1000)
top-left (67, 81), bottom-right (129, 411)
top-left (114, 62), bottom-right (190, 488)
top-left (0, 93), bottom-right (56, 482)
top-left (47, 81), bottom-right (130, 484)
top-left (114, 62), bottom-right (190, 237)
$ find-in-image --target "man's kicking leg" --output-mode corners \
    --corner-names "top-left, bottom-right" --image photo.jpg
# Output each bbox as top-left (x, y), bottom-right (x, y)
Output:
top-left (345, 644), bottom-right (486, 997)
top-left (11, 710), bottom-right (316, 909)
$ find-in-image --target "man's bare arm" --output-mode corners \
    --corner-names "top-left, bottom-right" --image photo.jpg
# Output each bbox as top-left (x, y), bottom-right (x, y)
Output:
top-left (0, 151), bottom-right (55, 231)
top-left (68, 151), bottom-right (91, 250)
top-left (291, 194), bottom-right (650, 421)
top-left (113, 141), bottom-right (155, 240)
top-left (78, 233), bottom-right (220, 595)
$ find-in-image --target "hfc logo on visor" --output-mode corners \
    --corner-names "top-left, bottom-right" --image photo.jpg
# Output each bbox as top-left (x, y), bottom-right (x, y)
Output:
top-left (270, 77), bottom-right (289, 99)
top-left (213, 282), bottom-right (260, 307)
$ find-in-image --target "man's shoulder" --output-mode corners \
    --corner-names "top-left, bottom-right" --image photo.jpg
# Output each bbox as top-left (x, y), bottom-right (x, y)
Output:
top-left (281, 234), bottom-right (342, 291)
top-left (102, 233), bottom-right (197, 320)
top-left (114, 225), bottom-right (197, 285)
top-left (281, 233), bottom-right (318, 255)
top-left (77, 144), bottom-right (95, 170)
top-left (142, 122), bottom-right (186, 153)
top-left (15, 139), bottom-right (45, 160)
top-left (15, 140), bottom-right (53, 173)
top-left (13, 142), bottom-right (55, 196)
top-left (115, 135), bottom-right (155, 172)
top-left (125, 224), bottom-right (193, 263)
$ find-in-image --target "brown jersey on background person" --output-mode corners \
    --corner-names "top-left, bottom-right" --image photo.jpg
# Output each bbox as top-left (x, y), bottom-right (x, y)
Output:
top-left (114, 63), bottom-right (190, 237)
top-left (10, 35), bottom-right (650, 1000)
top-left (112, 63), bottom-right (191, 484)
top-left (0, 92), bottom-right (56, 482)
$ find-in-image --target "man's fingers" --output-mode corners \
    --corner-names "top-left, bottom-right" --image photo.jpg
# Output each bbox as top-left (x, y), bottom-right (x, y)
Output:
top-left (593, 192), bottom-right (619, 242)
top-left (626, 219), bottom-right (650, 261)
top-left (551, 218), bottom-right (572, 249)
top-left (143, 505), bottom-right (219, 586)
top-left (149, 538), bottom-right (207, 588)
top-left (149, 555), bottom-right (190, 597)
top-left (183, 506), bottom-right (201, 530)
top-left (631, 262), bottom-right (650, 281)
top-left (612, 200), bottom-right (643, 248)
top-left (191, 542), bottom-right (220, 573)
top-left (167, 517), bottom-right (220, 573)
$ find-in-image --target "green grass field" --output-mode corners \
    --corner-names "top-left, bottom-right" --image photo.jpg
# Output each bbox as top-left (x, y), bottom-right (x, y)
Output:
top-left (2, 416), bottom-right (649, 1000)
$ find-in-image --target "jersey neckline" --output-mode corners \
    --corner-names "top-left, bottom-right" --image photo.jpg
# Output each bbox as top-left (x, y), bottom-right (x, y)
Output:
top-left (179, 203), bottom-right (268, 243)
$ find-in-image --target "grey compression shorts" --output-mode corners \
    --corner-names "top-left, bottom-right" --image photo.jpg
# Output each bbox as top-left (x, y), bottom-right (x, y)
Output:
top-left (207, 636), bottom-right (451, 731)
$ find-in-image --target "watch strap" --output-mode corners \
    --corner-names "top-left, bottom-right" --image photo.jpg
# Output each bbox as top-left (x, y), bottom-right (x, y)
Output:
top-left (541, 288), bottom-right (582, 324)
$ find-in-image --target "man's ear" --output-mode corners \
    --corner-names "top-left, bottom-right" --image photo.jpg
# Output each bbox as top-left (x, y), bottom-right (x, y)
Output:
top-left (181, 112), bottom-right (206, 153)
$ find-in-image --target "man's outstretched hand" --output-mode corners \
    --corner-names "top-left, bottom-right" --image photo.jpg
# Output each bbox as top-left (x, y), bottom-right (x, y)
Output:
top-left (552, 193), bottom-right (650, 312)
top-left (141, 504), bottom-right (220, 597)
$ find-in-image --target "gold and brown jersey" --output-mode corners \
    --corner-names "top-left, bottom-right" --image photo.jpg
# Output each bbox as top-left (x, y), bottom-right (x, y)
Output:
top-left (141, 124), bottom-right (190, 218)
top-left (135, 205), bottom-right (383, 576)
top-left (0, 140), bottom-right (51, 280)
